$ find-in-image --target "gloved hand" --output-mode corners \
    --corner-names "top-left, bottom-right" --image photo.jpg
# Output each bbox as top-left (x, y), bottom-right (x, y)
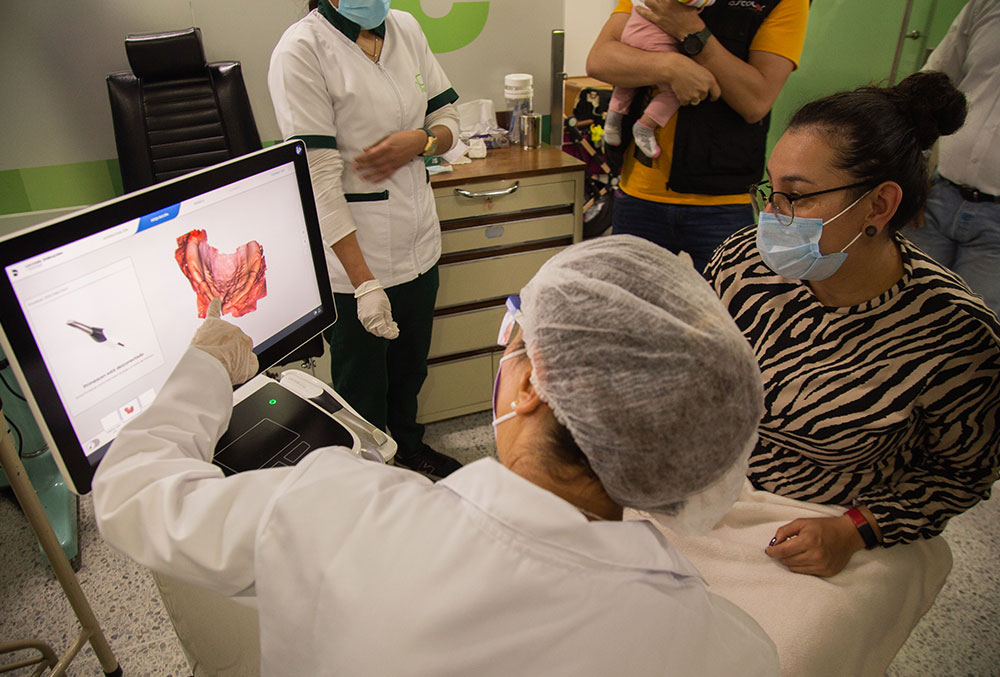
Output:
top-left (354, 279), bottom-right (400, 339)
top-left (190, 298), bottom-right (259, 385)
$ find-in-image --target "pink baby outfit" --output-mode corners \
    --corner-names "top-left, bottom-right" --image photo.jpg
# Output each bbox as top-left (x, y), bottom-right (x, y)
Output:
top-left (608, 0), bottom-right (715, 127)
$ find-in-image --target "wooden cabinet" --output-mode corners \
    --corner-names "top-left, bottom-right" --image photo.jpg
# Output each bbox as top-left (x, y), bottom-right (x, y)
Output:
top-left (417, 145), bottom-right (585, 423)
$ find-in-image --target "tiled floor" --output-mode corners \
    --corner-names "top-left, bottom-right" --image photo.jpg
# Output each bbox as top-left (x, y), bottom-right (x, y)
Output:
top-left (1, 411), bottom-right (997, 676)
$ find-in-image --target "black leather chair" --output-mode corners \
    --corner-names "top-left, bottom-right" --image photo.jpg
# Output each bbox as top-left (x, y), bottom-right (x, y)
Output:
top-left (107, 28), bottom-right (324, 370)
top-left (107, 27), bottom-right (262, 193)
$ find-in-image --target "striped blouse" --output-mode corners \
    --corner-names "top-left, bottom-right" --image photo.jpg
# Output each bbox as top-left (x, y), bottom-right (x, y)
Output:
top-left (705, 226), bottom-right (1000, 545)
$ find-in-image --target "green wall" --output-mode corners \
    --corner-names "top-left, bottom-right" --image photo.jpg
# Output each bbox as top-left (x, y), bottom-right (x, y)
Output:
top-left (1, 160), bottom-right (123, 215)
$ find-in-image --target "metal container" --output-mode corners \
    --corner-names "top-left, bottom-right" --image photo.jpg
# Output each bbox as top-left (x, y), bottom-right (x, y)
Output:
top-left (520, 113), bottom-right (542, 150)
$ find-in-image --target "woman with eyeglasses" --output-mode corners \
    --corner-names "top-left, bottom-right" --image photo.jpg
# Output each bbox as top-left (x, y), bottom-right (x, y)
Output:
top-left (643, 71), bottom-right (1000, 676)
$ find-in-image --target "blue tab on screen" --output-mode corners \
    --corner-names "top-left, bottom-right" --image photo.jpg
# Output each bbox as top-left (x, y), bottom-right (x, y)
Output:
top-left (138, 204), bottom-right (180, 232)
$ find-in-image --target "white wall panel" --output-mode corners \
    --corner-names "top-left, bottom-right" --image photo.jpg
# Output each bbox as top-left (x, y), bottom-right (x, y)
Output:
top-left (563, 0), bottom-right (617, 77)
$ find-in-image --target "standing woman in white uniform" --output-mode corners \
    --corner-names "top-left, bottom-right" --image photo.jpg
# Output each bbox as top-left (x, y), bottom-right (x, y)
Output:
top-left (268, 0), bottom-right (462, 477)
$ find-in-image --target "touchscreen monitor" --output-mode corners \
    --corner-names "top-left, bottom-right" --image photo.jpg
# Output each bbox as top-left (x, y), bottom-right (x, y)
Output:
top-left (0, 141), bottom-right (333, 493)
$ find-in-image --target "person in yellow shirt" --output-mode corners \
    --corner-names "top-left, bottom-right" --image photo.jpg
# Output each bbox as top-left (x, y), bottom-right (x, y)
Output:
top-left (588, 0), bottom-right (808, 272)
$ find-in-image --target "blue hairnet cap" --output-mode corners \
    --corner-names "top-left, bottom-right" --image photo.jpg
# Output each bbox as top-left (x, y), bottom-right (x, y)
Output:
top-left (518, 235), bottom-right (764, 513)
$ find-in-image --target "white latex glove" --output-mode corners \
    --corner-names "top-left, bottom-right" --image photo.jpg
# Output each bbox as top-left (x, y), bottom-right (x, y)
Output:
top-left (190, 298), bottom-right (259, 385)
top-left (354, 279), bottom-right (399, 339)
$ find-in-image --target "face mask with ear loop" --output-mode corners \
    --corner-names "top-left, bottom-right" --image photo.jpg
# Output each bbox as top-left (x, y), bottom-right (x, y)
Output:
top-left (491, 348), bottom-right (527, 430)
top-left (756, 189), bottom-right (873, 281)
top-left (492, 296), bottom-right (527, 431)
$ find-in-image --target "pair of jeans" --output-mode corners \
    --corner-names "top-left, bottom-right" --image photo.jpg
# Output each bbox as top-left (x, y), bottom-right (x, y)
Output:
top-left (903, 176), bottom-right (1000, 318)
top-left (323, 266), bottom-right (439, 458)
top-left (610, 191), bottom-right (754, 272)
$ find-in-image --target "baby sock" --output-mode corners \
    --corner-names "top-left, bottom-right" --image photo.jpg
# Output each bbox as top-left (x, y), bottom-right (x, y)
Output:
top-left (632, 120), bottom-right (660, 159)
top-left (604, 110), bottom-right (623, 146)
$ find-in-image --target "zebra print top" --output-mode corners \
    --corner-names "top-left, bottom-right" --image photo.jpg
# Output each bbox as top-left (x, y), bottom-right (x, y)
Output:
top-left (705, 226), bottom-right (1000, 546)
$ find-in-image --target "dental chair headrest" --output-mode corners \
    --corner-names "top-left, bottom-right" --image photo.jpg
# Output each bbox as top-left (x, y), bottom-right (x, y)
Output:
top-left (125, 27), bottom-right (206, 80)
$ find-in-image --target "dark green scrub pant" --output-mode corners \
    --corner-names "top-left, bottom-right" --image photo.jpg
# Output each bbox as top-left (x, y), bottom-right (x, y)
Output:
top-left (324, 266), bottom-right (438, 459)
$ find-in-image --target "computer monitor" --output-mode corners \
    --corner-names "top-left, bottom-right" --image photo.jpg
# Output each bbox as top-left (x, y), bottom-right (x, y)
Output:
top-left (0, 141), bottom-right (334, 494)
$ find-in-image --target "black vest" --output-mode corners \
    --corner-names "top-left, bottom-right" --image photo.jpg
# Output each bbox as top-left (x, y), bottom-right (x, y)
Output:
top-left (666, 0), bottom-right (779, 195)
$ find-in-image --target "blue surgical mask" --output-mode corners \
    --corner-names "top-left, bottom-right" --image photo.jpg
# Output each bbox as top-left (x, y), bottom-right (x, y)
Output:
top-left (756, 190), bottom-right (871, 281)
top-left (335, 0), bottom-right (391, 30)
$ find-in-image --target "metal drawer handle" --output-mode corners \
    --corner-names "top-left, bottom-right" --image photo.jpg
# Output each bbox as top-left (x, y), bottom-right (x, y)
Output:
top-left (454, 181), bottom-right (519, 199)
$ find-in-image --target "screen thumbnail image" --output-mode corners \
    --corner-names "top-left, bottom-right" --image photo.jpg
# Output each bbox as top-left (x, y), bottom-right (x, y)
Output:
top-left (24, 259), bottom-right (165, 416)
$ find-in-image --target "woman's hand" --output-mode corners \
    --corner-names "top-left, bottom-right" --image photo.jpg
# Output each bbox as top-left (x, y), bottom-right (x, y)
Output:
top-left (354, 129), bottom-right (426, 183)
top-left (190, 298), bottom-right (258, 385)
top-left (765, 515), bottom-right (866, 577)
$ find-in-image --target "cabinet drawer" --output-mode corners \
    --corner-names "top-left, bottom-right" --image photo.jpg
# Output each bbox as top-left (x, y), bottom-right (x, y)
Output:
top-left (429, 304), bottom-right (507, 359)
top-left (435, 178), bottom-right (576, 221)
top-left (417, 353), bottom-right (495, 423)
top-left (440, 212), bottom-right (574, 256)
top-left (436, 246), bottom-right (567, 308)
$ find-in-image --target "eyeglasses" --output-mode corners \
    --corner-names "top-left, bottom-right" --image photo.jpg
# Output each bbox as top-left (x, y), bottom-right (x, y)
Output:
top-left (749, 180), bottom-right (871, 226)
top-left (496, 295), bottom-right (522, 346)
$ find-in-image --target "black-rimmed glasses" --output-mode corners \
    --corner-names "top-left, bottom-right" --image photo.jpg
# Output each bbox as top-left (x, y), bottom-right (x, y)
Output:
top-left (749, 180), bottom-right (871, 226)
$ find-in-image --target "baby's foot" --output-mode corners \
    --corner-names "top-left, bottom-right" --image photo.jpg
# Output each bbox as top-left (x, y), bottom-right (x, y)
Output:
top-left (632, 120), bottom-right (660, 159)
top-left (604, 110), bottom-right (623, 146)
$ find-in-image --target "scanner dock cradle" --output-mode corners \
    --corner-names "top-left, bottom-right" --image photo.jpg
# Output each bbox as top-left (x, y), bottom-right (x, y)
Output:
top-left (213, 370), bottom-right (397, 476)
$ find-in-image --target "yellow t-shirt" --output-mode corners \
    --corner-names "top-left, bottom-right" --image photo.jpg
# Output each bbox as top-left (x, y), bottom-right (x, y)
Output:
top-left (610, 0), bottom-right (809, 205)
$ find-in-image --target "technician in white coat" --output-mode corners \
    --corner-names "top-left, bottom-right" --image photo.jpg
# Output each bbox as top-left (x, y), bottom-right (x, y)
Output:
top-left (92, 236), bottom-right (779, 676)
top-left (268, 0), bottom-right (462, 477)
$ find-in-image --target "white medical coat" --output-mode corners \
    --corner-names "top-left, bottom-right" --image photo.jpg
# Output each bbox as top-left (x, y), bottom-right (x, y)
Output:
top-left (268, 8), bottom-right (456, 292)
top-left (93, 348), bottom-right (779, 676)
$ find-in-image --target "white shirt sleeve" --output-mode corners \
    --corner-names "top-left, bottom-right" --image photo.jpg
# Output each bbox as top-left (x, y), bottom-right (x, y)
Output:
top-left (923, 1), bottom-right (971, 81)
top-left (92, 348), bottom-right (297, 595)
top-left (307, 147), bottom-right (358, 246)
top-left (411, 13), bottom-right (460, 153)
top-left (268, 30), bottom-right (339, 147)
top-left (424, 103), bottom-right (460, 153)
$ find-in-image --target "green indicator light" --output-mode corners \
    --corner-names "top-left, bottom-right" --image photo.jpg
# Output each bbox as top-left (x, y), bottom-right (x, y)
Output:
top-left (268, 399), bottom-right (277, 405)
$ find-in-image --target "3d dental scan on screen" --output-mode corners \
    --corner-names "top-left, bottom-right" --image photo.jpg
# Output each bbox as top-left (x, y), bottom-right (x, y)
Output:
top-left (0, 141), bottom-right (396, 494)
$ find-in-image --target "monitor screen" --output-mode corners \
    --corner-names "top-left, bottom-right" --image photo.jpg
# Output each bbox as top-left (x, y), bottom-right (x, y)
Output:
top-left (0, 141), bottom-right (334, 493)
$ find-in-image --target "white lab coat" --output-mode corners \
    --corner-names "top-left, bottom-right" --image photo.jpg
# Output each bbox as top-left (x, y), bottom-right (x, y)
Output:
top-left (93, 348), bottom-right (779, 676)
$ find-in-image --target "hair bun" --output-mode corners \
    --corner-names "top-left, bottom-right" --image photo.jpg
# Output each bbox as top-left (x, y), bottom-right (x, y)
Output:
top-left (888, 71), bottom-right (967, 150)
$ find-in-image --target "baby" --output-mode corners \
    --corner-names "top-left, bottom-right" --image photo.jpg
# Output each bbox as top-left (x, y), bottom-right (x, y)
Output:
top-left (604, 0), bottom-right (714, 159)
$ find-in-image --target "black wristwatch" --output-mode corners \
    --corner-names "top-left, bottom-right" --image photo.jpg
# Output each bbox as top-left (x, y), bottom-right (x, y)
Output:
top-left (420, 127), bottom-right (438, 156)
top-left (681, 27), bottom-right (712, 57)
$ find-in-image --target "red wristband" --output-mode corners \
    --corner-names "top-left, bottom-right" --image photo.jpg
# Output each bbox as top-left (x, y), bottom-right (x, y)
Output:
top-left (846, 507), bottom-right (879, 549)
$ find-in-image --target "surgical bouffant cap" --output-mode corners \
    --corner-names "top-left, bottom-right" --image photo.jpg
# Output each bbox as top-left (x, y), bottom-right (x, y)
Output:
top-left (518, 235), bottom-right (763, 513)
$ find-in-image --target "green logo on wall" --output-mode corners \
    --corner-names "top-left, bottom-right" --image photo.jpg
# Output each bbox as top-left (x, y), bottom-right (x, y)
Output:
top-left (392, 1), bottom-right (490, 53)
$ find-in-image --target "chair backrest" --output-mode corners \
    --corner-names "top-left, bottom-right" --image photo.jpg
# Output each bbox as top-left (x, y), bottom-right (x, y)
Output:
top-left (107, 27), bottom-right (262, 194)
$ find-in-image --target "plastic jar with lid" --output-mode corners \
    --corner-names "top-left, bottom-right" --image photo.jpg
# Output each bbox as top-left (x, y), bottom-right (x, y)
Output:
top-left (504, 73), bottom-right (534, 144)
